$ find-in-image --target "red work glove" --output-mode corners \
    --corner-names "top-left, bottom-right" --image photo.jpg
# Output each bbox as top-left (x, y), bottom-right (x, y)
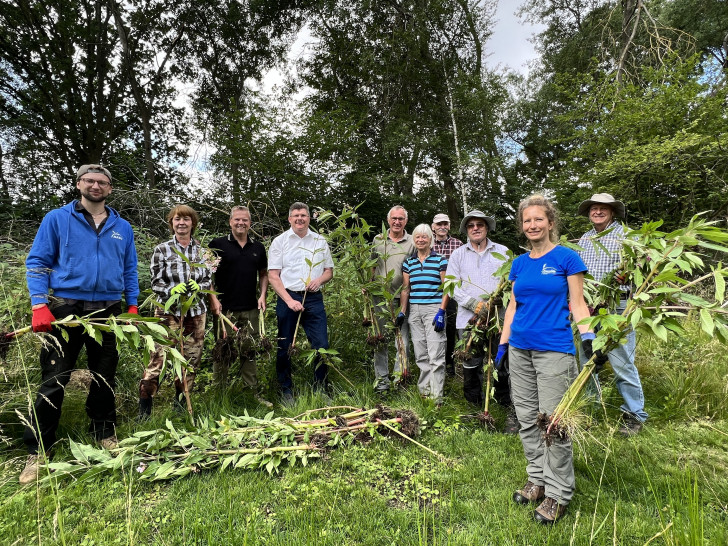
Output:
top-left (127, 305), bottom-right (139, 314)
top-left (32, 305), bottom-right (56, 333)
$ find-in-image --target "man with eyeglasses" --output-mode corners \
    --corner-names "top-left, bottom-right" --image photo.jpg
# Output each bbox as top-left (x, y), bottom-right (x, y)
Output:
top-left (445, 210), bottom-right (517, 433)
top-left (370, 205), bottom-right (415, 394)
top-left (20, 165), bottom-right (139, 484)
top-left (431, 213), bottom-right (463, 377)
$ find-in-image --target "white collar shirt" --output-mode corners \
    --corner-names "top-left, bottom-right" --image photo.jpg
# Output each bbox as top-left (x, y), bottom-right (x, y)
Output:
top-left (268, 228), bottom-right (334, 291)
top-left (446, 238), bottom-right (508, 329)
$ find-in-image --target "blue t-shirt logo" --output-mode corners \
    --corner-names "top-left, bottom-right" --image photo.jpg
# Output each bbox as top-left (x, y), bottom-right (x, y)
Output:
top-left (541, 264), bottom-right (557, 275)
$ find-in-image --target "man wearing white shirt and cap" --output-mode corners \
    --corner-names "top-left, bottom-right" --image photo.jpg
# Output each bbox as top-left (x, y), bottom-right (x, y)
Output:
top-left (268, 202), bottom-right (334, 403)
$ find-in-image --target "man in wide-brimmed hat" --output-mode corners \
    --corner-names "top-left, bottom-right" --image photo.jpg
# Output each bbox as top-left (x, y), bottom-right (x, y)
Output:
top-left (577, 193), bottom-right (647, 435)
top-left (444, 210), bottom-right (517, 433)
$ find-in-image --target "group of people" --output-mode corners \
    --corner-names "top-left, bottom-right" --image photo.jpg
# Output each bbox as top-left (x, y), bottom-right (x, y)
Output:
top-left (18, 164), bottom-right (648, 526)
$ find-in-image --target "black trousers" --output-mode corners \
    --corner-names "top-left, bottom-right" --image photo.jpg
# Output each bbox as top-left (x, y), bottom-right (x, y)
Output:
top-left (462, 331), bottom-right (511, 407)
top-left (24, 301), bottom-right (120, 453)
top-left (445, 299), bottom-right (458, 371)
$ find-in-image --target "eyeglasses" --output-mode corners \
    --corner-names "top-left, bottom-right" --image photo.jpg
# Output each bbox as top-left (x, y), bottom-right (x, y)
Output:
top-left (390, 217), bottom-right (406, 223)
top-left (79, 177), bottom-right (110, 188)
top-left (467, 222), bottom-right (486, 230)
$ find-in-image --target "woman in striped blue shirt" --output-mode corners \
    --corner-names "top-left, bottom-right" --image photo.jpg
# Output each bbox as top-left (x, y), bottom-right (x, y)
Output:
top-left (397, 224), bottom-right (449, 404)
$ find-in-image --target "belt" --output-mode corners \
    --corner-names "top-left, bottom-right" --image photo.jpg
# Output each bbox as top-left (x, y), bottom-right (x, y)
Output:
top-left (287, 289), bottom-right (307, 295)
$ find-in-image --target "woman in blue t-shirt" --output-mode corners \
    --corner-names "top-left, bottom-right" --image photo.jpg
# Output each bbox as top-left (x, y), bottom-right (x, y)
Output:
top-left (496, 195), bottom-right (599, 525)
top-left (397, 224), bottom-right (449, 404)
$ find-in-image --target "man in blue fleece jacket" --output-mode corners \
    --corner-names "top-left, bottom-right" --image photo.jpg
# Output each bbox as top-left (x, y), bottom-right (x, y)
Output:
top-left (20, 164), bottom-right (139, 485)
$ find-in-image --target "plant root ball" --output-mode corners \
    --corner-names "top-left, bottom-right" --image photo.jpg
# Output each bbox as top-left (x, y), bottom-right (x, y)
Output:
top-left (536, 412), bottom-right (568, 447)
top-left (476, 411), bottom-right (496, 431)
top-left (212, 337), bottom-right (238, 367)
top-left (310, 433), bottom-right (330, 449)
top-left (362, 318), bottom-right (373, 327)
top-left (395, 409), bottom-right (420, 437)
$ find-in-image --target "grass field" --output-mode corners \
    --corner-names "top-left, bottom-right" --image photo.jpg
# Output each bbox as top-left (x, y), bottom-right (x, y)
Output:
top-left (1, 319), bottom-right (727, 545)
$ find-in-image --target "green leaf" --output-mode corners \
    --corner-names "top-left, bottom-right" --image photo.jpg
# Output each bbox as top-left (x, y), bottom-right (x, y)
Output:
top-left (714, 269), bottom-right (725, 303)
top-left (700, 309), bottom-right (715, 336)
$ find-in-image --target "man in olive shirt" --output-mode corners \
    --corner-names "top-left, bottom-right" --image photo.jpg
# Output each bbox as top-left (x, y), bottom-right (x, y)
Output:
top-left (370, 205), bottom-right (415, 393)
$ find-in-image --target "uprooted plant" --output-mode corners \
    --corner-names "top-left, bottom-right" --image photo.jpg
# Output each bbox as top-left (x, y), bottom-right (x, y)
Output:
top-left (40, 405), bottom-right (443, 482)
top-left (544, 214), bottom-right (728, 442)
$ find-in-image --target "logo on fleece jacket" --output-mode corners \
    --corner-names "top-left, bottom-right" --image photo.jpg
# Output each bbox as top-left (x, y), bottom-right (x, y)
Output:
top-left (111, 231), bottom-right (124, 241)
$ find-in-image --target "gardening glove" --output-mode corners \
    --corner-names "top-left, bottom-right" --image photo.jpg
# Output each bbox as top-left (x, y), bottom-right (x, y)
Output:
top-left (580, 332), bottom-right (608, 373)
top-left (494, 343), bottom-right (508, 370)
top-left (32, 305), bottom-right (55, 333)
top-left (127, 305), bottom-right (139, 314)
top-left (186, 280), bottom-right (200, 294)
top-left (473, 300), bottom-right (489, 319)
top-left (432, 309), bottom-right (446, 332)
top-left (395, 312), bottom-right (406, 329)
top-left (170, 282), bottom-right (187, 296)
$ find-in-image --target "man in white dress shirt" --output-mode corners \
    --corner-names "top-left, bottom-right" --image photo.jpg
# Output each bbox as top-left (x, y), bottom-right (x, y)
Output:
top-left (268, 202), bottom-right (334, 402)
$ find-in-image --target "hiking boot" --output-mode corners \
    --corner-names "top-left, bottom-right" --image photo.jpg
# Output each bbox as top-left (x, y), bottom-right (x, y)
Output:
top-left (619, 414), bottom-right (643, 437)
top-left (534, 497), bottom-right (567, 524)
top-left (19, 454), bottom-right (44, 485)
top-left (503, 406), bottom-right (519, 435)
top-left (99, 435), bottom-right (118, 450)
top-left (513, 481), bottom-right (545, 505)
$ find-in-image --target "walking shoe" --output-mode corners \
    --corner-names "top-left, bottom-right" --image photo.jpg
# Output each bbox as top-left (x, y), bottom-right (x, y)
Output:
top-left (503, 406), bottom-right (520, 435)
top-left (255, 394), bottom-right (273, 409)
top-left (513, 481), bottom-right (545, 505)
top-left (619, 414), bottom-right (643, 436)
top-left (534, 497), bottom-right (567, 524)
top-left (99, 435), bottom-right (118, 450)
top-left (19, 454), bottom-right (44, 485)
top-left (281, 391), bottom-right (295, 406)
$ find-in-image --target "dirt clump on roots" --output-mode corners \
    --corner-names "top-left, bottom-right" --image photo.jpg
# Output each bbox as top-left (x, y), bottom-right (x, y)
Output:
top-left (395, 409), bottom-right (420, 437)
top-left (537, 412), bottom-right (568, 447)
top-left (475, 411), bottom-right (496, 431)
top-left (212, 336), bottom-right (239, 367)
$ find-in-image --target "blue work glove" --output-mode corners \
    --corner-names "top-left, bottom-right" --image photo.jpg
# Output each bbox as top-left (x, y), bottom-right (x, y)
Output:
top-left (495, 343), bottom-right (509, 370)
top-left (395, 312), bottom-right (406, 329)
top-left (432, 309), bottom-right (446, 332)
top-left (580, 332), bottom-right (608, 373)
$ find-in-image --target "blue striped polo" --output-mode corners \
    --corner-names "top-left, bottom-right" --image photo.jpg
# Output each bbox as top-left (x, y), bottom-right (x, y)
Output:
top-left (402, 252), bottom-right (448, 304)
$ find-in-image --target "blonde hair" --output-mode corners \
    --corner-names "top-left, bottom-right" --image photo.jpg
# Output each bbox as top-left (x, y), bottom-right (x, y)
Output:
top-left (517, 194), bottom-right (559, 244)
top-left (167, 204), bottom-right (200, 235)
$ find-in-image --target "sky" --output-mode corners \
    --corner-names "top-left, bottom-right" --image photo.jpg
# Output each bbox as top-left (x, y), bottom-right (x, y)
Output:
top-left (485, 1), bottom-right (544, 74)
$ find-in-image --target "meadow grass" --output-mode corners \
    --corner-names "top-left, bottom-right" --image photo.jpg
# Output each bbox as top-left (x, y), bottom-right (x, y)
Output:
top-left (1, 320), bottom-right (727, 545)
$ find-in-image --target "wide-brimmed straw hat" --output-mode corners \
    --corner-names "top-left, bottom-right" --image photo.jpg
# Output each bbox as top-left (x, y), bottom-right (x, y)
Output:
top-left (577, 193), bottom-right (625, 218)
top-left (459, 210), bottom-right (496, 234)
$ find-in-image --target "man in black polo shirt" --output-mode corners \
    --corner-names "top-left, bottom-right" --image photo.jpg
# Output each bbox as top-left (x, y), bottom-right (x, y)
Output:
top-left (209, 206), bottom-right (269, 401)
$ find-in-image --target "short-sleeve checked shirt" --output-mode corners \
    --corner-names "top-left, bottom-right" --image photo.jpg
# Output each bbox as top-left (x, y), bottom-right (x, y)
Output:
top-left (433, 235), bottom-right (463, 260)
top-left (577, 221), bottom-right (626, 284)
